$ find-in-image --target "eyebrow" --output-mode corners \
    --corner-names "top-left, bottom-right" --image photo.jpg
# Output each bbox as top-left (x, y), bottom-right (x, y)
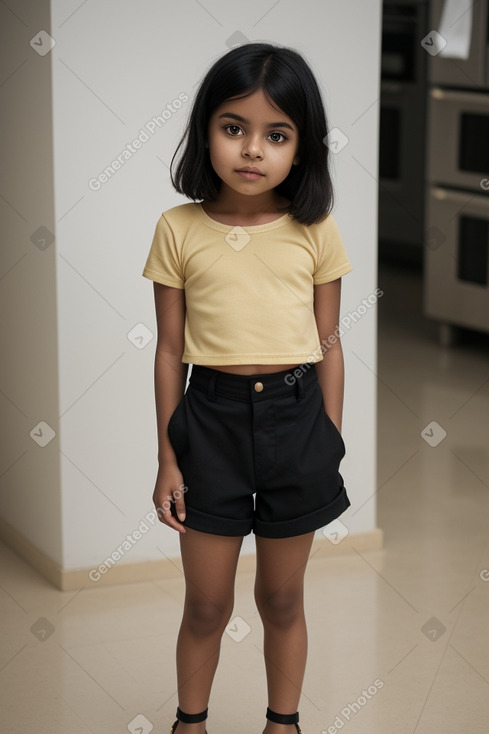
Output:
top-left (217, 112), bottom-right (295, 132)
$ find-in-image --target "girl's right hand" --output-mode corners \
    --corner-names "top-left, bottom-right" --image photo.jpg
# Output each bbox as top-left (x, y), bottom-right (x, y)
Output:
top-left (152, 463), bottom-right (187, 533)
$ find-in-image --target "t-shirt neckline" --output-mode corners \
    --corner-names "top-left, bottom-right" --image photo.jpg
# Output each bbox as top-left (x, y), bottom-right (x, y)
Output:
top-left (194, 202), bottom-right (292, 232)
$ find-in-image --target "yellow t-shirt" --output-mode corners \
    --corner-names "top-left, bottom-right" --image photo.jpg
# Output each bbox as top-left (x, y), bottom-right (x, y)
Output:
top-left (142, 202), bottom-right (353, 365)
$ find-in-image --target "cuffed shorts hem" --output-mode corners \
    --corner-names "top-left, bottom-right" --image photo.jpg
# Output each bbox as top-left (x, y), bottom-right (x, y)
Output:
top-left (181, 505), bottom-right (254, 537)
top-left (253, 485), bottom-right (351, 539)
top-left (177, 485), bottom-right (350, 539)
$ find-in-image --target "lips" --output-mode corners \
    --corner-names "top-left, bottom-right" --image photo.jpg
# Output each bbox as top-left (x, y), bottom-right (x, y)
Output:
top-left (236, 167), bottom-right (264, 175)
top-left (235, 168), bottom-right (265, 180)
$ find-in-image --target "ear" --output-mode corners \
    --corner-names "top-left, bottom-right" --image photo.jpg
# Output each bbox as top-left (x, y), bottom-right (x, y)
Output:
top-left (293, 155), bottom-right (300, 165)
top-left (205, 141), bottom-right (209, 148)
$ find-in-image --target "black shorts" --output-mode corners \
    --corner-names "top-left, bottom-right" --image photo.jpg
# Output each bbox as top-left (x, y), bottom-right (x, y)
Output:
top-left (167, 363), bottom-right (350, 539)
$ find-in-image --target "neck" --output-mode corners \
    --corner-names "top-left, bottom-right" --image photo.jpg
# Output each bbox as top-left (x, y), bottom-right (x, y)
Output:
top-left (208, 185), bottom-right (284, 215)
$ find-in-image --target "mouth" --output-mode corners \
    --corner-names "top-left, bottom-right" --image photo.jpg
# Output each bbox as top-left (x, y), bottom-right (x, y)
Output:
top-left (235, 168), bottom-right (265, 180)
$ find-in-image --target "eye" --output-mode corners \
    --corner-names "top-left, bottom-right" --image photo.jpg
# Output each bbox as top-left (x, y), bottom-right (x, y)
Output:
top-left (224, 124), bottom-right (243, 136)
top-left (268, 131), bottom-right (287, 143)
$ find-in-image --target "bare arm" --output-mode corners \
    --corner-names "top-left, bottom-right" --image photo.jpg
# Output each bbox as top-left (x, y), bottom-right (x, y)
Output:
top-left (154, 281), bottom-right (188, 463)
top-left (313, 278), bottom-right (345, 434)
top-left (152, 281), bottom-right (188, 531)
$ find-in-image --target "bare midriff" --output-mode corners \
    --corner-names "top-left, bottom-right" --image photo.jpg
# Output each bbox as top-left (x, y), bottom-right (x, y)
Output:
top-left (204, 363), bottom-right (302, 375)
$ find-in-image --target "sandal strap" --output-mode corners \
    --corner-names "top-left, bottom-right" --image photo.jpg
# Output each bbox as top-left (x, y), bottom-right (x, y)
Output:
top-left (176, 706), bottom-right (208, 723)
top-left (266, 707), bottom-right (299, 725)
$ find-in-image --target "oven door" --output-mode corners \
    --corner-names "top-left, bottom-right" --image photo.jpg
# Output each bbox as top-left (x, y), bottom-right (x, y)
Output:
top-left (427, 88), bottom-right (489, 190)
top-left (424, 186), bottom-right (489, 334)
top-left (379, 82), bottom-right (425, 246)
top-left (429, 0), bottom-right (489, 88)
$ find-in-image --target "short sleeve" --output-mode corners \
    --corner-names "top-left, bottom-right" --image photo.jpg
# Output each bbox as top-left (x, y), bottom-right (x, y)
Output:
top-left (312, 213), bottom-right (353, 285)
top-left (142, 214), bottom-right (185, 288)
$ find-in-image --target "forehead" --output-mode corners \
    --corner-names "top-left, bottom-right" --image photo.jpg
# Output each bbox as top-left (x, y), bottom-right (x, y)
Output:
top-left (211, 89), bottom-right (296, 127)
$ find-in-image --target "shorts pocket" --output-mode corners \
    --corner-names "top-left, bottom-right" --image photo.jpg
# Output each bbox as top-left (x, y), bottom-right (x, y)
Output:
top-left (168, 393), bottom-right (186, 429)
top-left (322, 407), bottom-right (346, 454)
top-left (315, 385), bottom-right (346, 457)
top-left (167, 392), bottom-right (188, 455)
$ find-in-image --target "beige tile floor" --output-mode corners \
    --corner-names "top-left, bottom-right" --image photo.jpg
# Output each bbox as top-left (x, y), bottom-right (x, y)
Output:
top-left (1, 260), bottom-right (489, 734)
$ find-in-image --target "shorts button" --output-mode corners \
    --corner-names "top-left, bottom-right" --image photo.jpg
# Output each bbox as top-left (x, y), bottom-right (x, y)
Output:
top-left (254, 381), bottom-right (264, 392)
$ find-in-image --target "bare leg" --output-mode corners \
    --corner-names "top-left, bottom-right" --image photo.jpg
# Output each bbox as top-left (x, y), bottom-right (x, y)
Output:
top-left (173, 527), bottom-right (244, 734)
top-left (254, 532), bottom-right (316, 734)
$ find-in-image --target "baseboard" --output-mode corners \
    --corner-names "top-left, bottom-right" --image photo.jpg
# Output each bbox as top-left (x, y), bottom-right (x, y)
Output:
top-left (0, 516), bottom-right (383, 591)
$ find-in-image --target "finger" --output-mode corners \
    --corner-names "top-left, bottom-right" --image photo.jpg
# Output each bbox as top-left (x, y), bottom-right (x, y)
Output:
top-left (155, 497), bottom-right (186, 533)
top-left (157, 505), bottom-right (186, 533)
top-left (164, 513), bottom-right (187, 533)
top-left (172, 488), bottom-right (186, 523)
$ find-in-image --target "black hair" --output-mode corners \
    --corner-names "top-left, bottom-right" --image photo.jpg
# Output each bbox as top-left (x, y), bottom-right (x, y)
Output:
top-left (170, 42), bottom-right (334, 225)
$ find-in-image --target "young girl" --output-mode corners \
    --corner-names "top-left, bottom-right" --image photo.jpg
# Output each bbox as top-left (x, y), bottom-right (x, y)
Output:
top-left (142, 42), bottom-right (353, 734)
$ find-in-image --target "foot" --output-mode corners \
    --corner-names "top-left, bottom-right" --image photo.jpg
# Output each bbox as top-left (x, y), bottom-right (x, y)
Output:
top-left (262, 723), bottom-right (300, 734)
top-left (172, 723), bottom-right (207, 734)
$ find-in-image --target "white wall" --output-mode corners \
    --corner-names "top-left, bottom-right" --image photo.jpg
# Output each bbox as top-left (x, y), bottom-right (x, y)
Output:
top-left (0, 0), bottom-right (62, 563)
top-left (0, 0), bottom-right (381, 577)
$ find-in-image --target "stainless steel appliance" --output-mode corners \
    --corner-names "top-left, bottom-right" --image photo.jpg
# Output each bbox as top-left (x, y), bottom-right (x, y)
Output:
top-left (429, 0), bottom-right (489, 87)
top-left (379, 0), bottom-right (428, 261)
top-left (424, 0), bottom-right (489, 344)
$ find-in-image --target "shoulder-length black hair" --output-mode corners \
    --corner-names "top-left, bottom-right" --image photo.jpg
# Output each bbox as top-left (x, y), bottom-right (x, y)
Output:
top-left (170, 42), bottom-right (334, 225)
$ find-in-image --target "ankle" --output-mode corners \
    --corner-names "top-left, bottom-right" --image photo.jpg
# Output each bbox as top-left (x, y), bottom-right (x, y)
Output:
top-left (263, 707), bottom-right (302, 734)
top-left (171, 706), bottom-right (208, 734)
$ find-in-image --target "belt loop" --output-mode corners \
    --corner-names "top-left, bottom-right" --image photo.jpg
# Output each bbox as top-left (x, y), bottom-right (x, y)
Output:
top-left (206, 372), bottom-right (218, 402)
top-left (296, 374), bottom-right (304, 401)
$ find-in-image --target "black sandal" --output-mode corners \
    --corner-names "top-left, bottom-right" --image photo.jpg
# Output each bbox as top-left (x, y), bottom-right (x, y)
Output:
top-left (170, 706), bottom-right (208, 733)
top-left (266, 707), bottom-right (302, 733)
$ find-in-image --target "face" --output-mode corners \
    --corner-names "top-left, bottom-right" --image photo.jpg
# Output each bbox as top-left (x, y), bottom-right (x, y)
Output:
top-left (206, 88), bottom-right (300, 199)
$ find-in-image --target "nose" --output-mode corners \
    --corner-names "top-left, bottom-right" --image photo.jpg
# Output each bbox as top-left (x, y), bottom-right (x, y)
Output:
top-left (242, 134), bottom-right (263, 159)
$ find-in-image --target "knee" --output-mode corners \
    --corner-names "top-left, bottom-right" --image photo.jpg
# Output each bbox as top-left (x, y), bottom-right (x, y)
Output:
top-left (255, 589), bottom-right (303, 629)
top-left (184, 597), bottom-right (232, 637)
